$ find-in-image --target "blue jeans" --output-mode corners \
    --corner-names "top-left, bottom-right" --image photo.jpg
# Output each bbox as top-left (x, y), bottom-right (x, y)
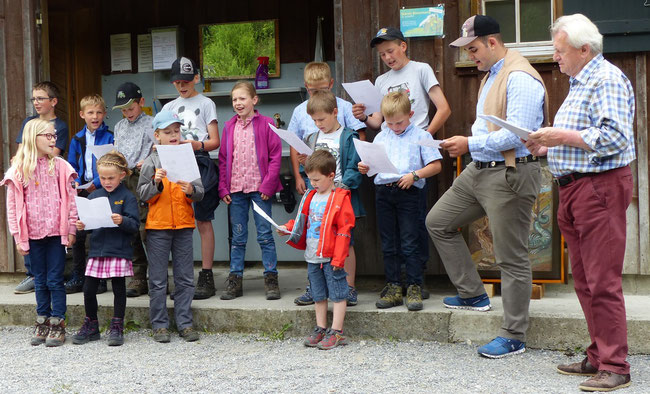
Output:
top-left (29, 236), bottom-right (66, 318)
top-left (308, 262), bottom-right (348, 302)
top-left (229, 192), bottom-right (278, 276)
top-left (23, 254), bottom-right (33, 277)
top-left (376, 185), bottom-right (423, 286)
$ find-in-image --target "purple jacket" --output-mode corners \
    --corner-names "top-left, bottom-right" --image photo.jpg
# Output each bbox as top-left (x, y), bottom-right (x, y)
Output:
top-left (218, 111), bottom-right (283, 198)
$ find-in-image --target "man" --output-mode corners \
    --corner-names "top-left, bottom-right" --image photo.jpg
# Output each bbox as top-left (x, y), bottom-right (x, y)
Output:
top-left (426, 15), bottom-right (547, 358)
top-left (526, 14), bottom-right (635, 392)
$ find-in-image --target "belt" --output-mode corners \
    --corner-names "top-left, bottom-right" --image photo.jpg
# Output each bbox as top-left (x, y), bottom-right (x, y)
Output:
top-left (474, 155), bottom-right (539, 169)
top-left (553, 172), bottom-right (595, 187)
top-left (380, 182), bottom-right (400, 188)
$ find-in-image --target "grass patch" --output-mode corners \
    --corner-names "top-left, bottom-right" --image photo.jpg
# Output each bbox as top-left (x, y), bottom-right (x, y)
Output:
top-left (261, 322), bottom-right (293, 341)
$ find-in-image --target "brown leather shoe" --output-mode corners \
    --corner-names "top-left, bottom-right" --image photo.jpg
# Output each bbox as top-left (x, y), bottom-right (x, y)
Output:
top-left (579, 370), bottom-right (631, 392)
top-left (557, 357), bottom-right (598, 376)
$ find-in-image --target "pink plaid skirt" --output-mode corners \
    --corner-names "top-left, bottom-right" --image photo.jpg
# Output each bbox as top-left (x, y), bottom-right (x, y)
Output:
top-left (85, 257), bottom-right (134, 279)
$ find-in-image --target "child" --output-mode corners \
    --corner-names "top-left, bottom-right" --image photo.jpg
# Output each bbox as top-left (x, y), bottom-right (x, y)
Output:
top-left (66, 94), bottom-right (115, 295)
top-left (358, 92), bottom-right (442, 311)
top-left (162, 57), bottom-right (220, 300)
top-left (14, 81), bottom-right (69, 295)
top-left (218, 81), bottom-right (283, 300)
top-left (72, 151), bottom-right (139, 346)
top-left (112, 82), bottom-right (154, 298)
top-left (278, 150), bottom-right (355, 350)
top-left (2, 119), bottom-right (78, 346)
top-left (138, 110), bottom-right (204, 343)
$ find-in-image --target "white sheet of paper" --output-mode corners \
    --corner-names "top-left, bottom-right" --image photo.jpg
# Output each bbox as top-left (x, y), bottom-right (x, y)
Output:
top-left (75, 196), bottom-right (118, 230)
top-left (353, 139), bottom-right (400, 177)
top-left (88, 144), bottom-right (115, 159)
top-left (341, 80), bottom-right (383, 115)
top-left (413, 139), bottom-right (444, 149)
top-left (478, 114), bottom-right (531, 141)
top-left (252, 201), bottom-right (290, 234)
top-left (268, 123), bottom-right (313, 155)
top-left (76, 181), bottom-right (94, 190)
top-left (155, 143), bottom-right (200, 183)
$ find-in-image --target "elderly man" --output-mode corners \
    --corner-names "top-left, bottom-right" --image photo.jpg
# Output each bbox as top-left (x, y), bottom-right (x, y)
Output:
top-left (526, 14), bottom-right (635, 392)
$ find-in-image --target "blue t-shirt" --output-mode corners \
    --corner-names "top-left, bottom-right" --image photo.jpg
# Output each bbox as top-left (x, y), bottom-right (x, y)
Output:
top-left (305, 192), bottom-right (331, 264)
top-left (16, 116), bottom-right (69, 154)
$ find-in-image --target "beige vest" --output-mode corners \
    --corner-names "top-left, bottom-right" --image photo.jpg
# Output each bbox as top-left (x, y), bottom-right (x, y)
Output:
top-left (478, 49), bottom-right (550, 167)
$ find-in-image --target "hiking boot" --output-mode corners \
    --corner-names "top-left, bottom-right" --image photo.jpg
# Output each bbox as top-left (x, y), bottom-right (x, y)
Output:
top-left (194, 270), bottom-right (216, 300)
top-left (220, 274), bottom-right (243, 300)
top-left (65, 276), bottom-right (84, 294)
top-left (478, 336), bottom-right (526, 358)
top-left (153, 328), bottom-right (170, 343)
top-left (31, 316), bottom-right (50, 346)
top-left (107, 318), bottom-right (124, 346)
top-left (317, 328), bottom-right (348, 350)
top-left (347, 286), bottom-right (358, 306)
top-left (72, 316), bottom-right (100, 345)
top-left (179, 327), bottom-right (199, 342)
top-left (97, 279), bottom-right (108, 294)
top-left (303, 326), bottom-right (327, 347)
top-left (406, 284), bottom-right (423, 311)
top-left (376, 283), bottom-right (403, 309)
top-left (294, 286), bottom-right (314, 306)
top-left (264, 273), bottom-right (281, 300)
top-left (126, 278), bottom-right (148, 297)
top-left (578, 370), bottom-right (631, 392)
top-left (421, 288), bottom-right (430, 300)
top-left (443, 293), bottom-right (492, 312)
top-left (45, 317), bottom-right (66, 347)
top-left (14, 276), bottom-right (35, 294)
top-left (557, 357), bottom-right (598, 376)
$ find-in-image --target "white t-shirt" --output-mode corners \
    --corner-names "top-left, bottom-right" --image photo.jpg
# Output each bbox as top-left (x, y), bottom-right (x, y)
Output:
top-left (162, 94), bottom-right (218, 142)
top-left (313, 127), bottom-right (343, 183)
top-left (375, 60), bottom-right (439, 130)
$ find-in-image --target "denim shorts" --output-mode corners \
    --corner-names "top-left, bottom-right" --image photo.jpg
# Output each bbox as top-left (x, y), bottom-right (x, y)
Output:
top-left (193, 184), bottom-right (220, 221)
top-left (308, 262), bottom-right (349, 302)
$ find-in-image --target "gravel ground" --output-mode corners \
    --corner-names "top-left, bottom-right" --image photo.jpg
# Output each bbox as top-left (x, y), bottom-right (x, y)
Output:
top-left (1, 326), bottom-right (648, 394)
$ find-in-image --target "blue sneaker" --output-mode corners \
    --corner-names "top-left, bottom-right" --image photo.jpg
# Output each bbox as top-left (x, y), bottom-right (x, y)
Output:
top-left (346, 286), bottom-right (358, 306)
top-left (478, 336), bottom-right (526, 358)
top-left (443, 293), bottom-right (491, 311)
top-left (294, 286), bottom-right (314, 306)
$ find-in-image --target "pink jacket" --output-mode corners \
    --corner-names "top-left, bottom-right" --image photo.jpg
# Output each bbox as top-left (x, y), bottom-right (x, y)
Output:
top-left (1, 157), bottom-right (78, 251)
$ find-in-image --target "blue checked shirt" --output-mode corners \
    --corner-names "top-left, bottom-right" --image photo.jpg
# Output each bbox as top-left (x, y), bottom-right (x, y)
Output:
top-left (548, 54), bottom-right (635, 176)
top-left (467, 58), bottom-right (546, 162)
top-left (288, 97), bottom-right (365, 140)
top-left (373, 123), bottom-right (442, 189)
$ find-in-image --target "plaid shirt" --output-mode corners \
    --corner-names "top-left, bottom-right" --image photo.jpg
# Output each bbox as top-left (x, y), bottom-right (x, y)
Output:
top-left (548, 54), bottom-right (635, 176)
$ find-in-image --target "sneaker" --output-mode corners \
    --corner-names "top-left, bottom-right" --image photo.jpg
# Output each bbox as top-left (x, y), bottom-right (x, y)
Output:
top-left (303, 326), bottom-right (327, 347)
top-left (107, 318), bottom-right (124, 346)
top-left (153, 328), bottom-right (171, 343)
top-left (64, 276), bottom-right (84, 294)
top-left (264, 273), bottom-right (281, 300)
top-left (405, 284), bottom-right (423, 311)
top-left (179, 327), bottom-right (199, 342)
top-left (126, 278), bottom-right (148, 297)
top-left (220, 274), bottom-right (243, 300)
top-left (97, 279), bottom-right (108, 294)
top-left (45, 317), bottom-right (66, 347)
top-left (478, 336), bottom-right (526, 358)
top-left (72, 316), bottom-right (100, 345)
top-left (294, 286), bottom-right (314, 306)
top-left (578, 370), bottom-right (631, 392)
top-left (346, 286), bottom-right (358, 306)
top-left (443, 293), bottom-right (491, 312)
top-left (14, 276), bottom-right (35, 294)
top-left (194, 270), bottom-right (216, 300)
top-left (376, 283), bottom-right (403, 309)
top-left (317, 328), bottom-right (348, 350)
top-left (557, 357), bottom-right (598, 376)
top-left (31, 316), bottom-right (50, 346)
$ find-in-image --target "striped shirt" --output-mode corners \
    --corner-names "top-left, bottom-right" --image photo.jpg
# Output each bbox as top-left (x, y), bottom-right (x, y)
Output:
top-left (548, 54), bottom-right (636, 176)
top-left (230, 115), bottom-right (262, 193)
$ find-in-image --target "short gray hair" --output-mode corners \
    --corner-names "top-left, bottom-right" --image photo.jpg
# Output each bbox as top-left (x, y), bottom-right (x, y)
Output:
top-left (550, 14), bottom-right (603, 55)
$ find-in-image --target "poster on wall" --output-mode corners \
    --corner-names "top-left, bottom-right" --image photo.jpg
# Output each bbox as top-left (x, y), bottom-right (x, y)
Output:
top-left (399, 6), bottom-right (445, 38)
top-left (137, 34), bottom-right (153, 73)
top-left (152, 28), bottom-right (179, 70)
top-left (110, 33), bottom-right (132, 72)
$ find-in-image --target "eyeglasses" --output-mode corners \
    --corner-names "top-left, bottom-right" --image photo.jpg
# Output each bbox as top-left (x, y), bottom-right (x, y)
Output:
top-left (38, 133), bottom-right (58, 140)
top-left (30, 96), bottom-right (52, 103)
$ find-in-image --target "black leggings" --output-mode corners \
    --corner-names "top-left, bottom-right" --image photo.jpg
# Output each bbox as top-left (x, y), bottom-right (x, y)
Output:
top-left (83, 277), bottom-right (127, 319)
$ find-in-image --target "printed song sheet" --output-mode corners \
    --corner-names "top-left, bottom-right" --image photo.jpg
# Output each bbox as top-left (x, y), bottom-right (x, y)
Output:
top-left (478, 114), bottom-right (531, 141)
top-left (269, 123), bottom-right (313, 155)
top-left (155, 143), bottom-right (200, 183)
top-left (252, 201), bottom-right (290, 234)
top-left (88, 144), bottom-right (115, 159)
top-left (74, 196), bottom-right (118, 230)
top-left (353, 139), bottom-right (399, 177)
top-left (341, 80), bottom-right (383, 115)
top-left (413, 139), bottom-right (444, 149)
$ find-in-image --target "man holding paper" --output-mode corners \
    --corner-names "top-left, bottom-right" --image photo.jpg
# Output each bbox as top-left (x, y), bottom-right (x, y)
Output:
top-left (426, 15), bottom-right (547, 358)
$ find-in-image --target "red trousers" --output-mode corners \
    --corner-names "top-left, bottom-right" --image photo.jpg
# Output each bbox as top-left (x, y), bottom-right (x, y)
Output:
top-left (557, 165), bottom-right (633, 375)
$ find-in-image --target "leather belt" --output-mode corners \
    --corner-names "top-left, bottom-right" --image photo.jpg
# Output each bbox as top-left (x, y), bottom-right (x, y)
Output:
top-left (474, 155), bottom-right (539, 169)
top-left (553, 172), bottom-right (595, 187)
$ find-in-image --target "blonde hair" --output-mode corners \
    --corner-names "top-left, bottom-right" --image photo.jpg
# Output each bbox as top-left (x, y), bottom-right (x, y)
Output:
top-left (304, 62), bottom-right (332, 85)
top-left (381, 91), bottom-right (411, 118)
top-left (231, 81), bottom-right (257, 99)
top-left (96, 150), bottom-right (131, 176)
top-left (11, 119), bottom-right (56, 186)
top-left (306, 90), bottom-right (337, 115)
top-left (80, 94), bottom-right (106, 112)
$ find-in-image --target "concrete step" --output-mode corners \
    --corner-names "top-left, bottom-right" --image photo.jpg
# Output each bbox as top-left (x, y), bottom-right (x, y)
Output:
top-left (2, 267), bottom-right (649, 354)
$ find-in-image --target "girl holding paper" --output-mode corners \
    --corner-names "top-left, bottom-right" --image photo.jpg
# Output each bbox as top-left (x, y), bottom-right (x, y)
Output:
top-left (1, 119), bottom-right (78, 347)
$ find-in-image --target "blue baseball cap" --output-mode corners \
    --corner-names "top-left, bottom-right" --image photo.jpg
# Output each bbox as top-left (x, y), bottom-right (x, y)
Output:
top-left (152, 110), bottom-right (184, 130)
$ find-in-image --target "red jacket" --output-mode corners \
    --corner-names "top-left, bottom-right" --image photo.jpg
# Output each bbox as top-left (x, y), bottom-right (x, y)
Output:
top-left (283, 188), bottom-right (355, 268)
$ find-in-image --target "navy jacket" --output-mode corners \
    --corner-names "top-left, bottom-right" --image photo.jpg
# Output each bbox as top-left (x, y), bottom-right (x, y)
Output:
top-left (67, 123), bottom-right (114, 188)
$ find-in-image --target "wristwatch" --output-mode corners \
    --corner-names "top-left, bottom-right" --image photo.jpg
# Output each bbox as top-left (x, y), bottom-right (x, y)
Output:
top-left (411, 171), bottom-right (420, 181)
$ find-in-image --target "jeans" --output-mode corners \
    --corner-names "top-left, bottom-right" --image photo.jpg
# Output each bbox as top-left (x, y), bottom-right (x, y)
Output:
top-left (229, 192), bottom-right (278, 276)
top-left (24, 255), bottom-right (33, 277)
top-left (376, 185), bottom-right (423, 286)
top-left (29, 236), bottom-right (66, 318)
top-left (308, 262), bottom-right (348, 302)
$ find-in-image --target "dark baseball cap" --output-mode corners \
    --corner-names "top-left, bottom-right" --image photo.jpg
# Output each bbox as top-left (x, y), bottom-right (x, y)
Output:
top-left (370, 27), bottom-right (406, 48)
top-left (112, 82), bottom-right (143, 110)
top-left (170, 57), bottom-right (199, 83)
top-left (450, 15), bottom-right (500, 47)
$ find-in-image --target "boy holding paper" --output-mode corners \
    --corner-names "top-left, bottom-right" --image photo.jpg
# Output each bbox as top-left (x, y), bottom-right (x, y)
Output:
top-left (358, 92), bottom-right (441, 311)
top-left (137, 110), bottom-right (204, 343)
